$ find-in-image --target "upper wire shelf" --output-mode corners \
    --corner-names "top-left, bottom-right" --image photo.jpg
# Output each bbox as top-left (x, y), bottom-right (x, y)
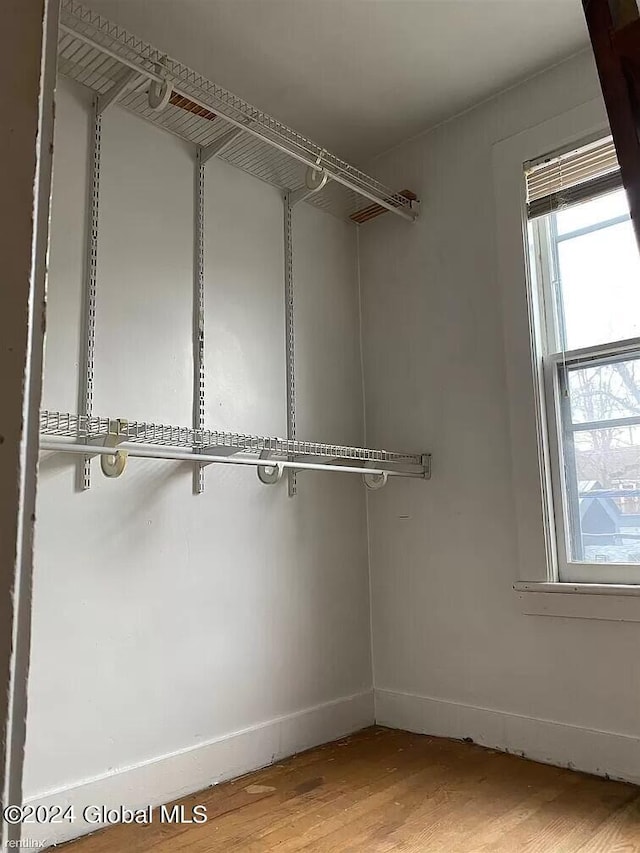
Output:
top-left (58, 0), bottom-right (419, 224)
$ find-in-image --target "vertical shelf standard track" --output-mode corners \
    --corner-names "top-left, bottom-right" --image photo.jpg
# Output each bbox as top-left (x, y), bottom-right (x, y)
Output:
top-left (193, 148), bottom-right (206, 493)
top-left (78, 98), bottom-right (101, 490)
top-left (283, 192), bottom-right (297, 497)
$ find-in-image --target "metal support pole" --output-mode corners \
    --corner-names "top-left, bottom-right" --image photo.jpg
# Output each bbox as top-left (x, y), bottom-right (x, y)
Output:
top-left (78, 98), bottom-right (102, 491)
top-left (283, 192), bottom-right (297, 497)
top-left (193, 148), bottom-right (206, 494)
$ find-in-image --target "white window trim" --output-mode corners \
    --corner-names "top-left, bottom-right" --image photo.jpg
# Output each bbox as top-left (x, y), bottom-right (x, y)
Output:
top-left (514, 583), bottom-right (640, 623)
top-left (493, 97), bottom-right (640, 618)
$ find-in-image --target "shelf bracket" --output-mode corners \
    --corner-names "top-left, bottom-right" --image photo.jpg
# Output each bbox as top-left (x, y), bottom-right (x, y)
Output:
top-left (289, 163), bottom-right (330, 207)
top-left (200, 126), bottom-right (245, 165)
top-left (289, 180), bottom-right (329, 208)
top-left (97, 67), bottom-right (141, 115)
top-left (199, 445), bottom-right (237, 464)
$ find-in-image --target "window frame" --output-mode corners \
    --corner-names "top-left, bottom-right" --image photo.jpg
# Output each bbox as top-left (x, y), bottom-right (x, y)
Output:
top-left (492, 97), bottom-right (640, 615)
top-left (530, 187), bottom-right (640, 585)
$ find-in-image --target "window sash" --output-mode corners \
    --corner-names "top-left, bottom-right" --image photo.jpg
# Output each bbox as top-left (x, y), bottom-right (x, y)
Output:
top-left (543, 344), bottom-right (640, 585)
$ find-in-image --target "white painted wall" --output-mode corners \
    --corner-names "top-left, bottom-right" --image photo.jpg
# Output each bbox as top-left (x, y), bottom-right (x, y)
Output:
top-left (360, 50), bottom-right (640, 779)
top-left (24, 77), bottom-right (372, 844)
top-left (27, 40), bottom-right (640, 849)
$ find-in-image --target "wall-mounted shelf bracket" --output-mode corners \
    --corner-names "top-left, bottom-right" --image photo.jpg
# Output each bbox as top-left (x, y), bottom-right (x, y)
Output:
top-left (199, 445), bottom-right (238, 463)
top-left (200, 126), bottom-right (246, 165)
top-left (292, 455), bottom-right (339, 464)
top-left (288, 186), bottom-right (317, 207)
top-left (289, 163), bottom-right (331, 207)
top-left (97, 67), bottom-right (141, 115)
top-left (289, 180), bottom-right (330, 207)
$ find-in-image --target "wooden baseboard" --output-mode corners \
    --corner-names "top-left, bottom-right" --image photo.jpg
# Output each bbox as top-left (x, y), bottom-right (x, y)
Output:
top-left (375, 688), bottom-right (640, 785)
top-left (25, 690), bottom-right (374, 848)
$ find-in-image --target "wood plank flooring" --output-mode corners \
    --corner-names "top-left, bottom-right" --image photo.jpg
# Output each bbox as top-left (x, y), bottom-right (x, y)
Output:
top-left (61, 726), bottom-right (640, 852)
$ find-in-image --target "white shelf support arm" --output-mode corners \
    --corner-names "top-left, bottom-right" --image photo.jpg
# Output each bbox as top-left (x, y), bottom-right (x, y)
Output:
top-left (200, 126), bottom-right (245, 165)
top-left (289, 163), bottom-right (331, 207)
top-left (97, 67), bottom-right (141, 115)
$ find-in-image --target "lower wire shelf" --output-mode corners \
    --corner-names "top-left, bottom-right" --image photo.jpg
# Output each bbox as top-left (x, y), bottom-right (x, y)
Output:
top-left (39, 410), bottom-right (431, 485)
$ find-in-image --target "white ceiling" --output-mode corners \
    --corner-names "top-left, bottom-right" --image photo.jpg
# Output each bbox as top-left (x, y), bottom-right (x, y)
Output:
top-left (87, 0), bottom-right (589, 163)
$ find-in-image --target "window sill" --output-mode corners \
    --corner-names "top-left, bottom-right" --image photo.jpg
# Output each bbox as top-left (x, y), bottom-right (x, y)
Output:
top-left (514, 582), bottom-right (640, 622)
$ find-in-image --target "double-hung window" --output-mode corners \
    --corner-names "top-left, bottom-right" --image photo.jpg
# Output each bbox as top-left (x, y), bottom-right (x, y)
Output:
top-left (527, 137), bottom-right (640, 584)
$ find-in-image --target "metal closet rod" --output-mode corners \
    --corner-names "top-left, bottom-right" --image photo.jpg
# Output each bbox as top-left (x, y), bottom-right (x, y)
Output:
top-left (40, 440), bottom-right (427, 479)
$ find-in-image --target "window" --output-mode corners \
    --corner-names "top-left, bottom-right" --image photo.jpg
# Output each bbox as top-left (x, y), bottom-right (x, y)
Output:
top-left (527, 138), bottom-right (640, 584)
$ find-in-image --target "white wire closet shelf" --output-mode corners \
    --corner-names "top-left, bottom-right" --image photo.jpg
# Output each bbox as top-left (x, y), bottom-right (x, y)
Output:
top-left (40, 411), bottom-right (431, 482)
top-left (58, 0), bottom-right (419, 224)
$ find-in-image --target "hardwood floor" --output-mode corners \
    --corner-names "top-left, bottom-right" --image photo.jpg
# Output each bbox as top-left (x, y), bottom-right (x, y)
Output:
top-left (62, 727), bottom-right (640, 852)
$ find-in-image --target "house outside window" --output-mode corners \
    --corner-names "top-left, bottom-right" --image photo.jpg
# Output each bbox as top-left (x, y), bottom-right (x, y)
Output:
top-left (527, 137), bottom-right (640, 584)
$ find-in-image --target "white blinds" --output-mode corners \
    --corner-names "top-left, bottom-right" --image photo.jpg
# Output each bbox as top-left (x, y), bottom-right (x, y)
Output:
top-left (525, 136), bottom-right (622, 219)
